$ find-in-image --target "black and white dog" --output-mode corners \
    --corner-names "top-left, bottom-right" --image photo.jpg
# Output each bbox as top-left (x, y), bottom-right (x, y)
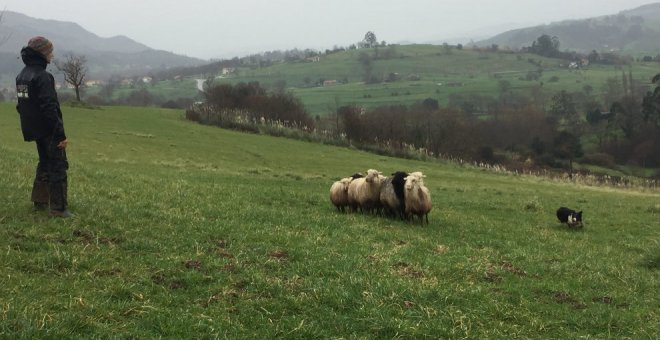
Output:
top-left (556, 207), bottom-right (583, 228)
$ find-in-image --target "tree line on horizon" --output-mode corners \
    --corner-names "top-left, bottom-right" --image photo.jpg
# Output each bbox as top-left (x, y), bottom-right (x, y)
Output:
top-left (186, 70), bottom-right (660, 178)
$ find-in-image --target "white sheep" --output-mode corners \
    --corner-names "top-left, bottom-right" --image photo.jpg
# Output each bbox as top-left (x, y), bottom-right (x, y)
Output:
top-left (329, 177), bottom-right (353, 212)
top-left (347, 169), bottom-right (383, 213)
top-left (403, 171), bottom-right (432, 225)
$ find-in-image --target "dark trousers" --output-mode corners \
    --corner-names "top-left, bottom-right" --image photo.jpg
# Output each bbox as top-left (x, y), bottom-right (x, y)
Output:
top-left (31, 137), bottom-right (69, 211)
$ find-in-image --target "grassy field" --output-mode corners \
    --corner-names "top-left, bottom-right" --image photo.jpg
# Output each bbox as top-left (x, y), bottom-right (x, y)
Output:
top-left (0, 102), bottom-right (658, 338)
top-left (72, 44), bottom-right (660, 116)
top-left (210, 45), bottom-right (660, 116)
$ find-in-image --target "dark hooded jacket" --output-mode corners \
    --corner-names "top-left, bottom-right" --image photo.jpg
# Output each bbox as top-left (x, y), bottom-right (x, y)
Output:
top-left (15, 47), bottom-right (66, 142)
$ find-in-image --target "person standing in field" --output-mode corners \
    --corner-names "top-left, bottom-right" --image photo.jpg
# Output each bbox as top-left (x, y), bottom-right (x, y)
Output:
top-left (16, 36), bottom-right (73, 218)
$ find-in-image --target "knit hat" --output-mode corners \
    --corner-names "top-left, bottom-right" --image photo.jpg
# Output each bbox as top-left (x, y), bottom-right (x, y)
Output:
top-left (27, 36), bottom-right (54, 58)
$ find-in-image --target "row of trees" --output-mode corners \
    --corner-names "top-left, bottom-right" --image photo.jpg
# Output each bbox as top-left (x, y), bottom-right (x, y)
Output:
top-left (325, 73), bottom-right (660, 172)
top-left (186, 82), bottom-right (314, 130)
top-left (525, 34), bottom-right (635, 66)
top-left (182, 71), bottom-right (659, 176)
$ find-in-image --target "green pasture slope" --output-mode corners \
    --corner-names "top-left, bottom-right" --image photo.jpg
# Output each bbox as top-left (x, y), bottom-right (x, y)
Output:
top-left (214, 45), bottom-right (660, 116)
top-left (0, 102), bottom-right (658, 338)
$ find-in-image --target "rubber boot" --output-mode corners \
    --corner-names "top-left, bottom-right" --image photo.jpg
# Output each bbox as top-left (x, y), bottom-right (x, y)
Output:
top-left (31, 181), bottom-right (49, 211)
top-left (48, 180), bottom-right (73, 218)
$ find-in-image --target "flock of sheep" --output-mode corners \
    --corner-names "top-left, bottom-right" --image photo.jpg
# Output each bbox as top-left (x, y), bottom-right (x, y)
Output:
top-left (329, 169), bottom-right (432, 225)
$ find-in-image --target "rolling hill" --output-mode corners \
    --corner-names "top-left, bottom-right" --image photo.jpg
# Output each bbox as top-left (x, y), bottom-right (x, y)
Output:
top-left (0, 11), bottom-right (206, 81)
top-left (477, 3), bottom-right (660, 52)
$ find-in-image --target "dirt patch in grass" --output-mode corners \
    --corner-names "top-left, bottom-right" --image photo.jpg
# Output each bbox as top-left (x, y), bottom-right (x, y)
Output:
top-left (184, 260), bottom-right (202, 270)
top-left (499, 261), bottom-right (526, 276)
top-left (270, 250), bottom-right (288, 260)
top-left (591, 296), bottom-right (630, 308)
top-left (217, 249), bottom-right (234, 258)
top-left (73, 229), bottom-right (123, 245)
top-left (552, 291), bottom-right (586, 309)
top-left (592, 296), bottom-right (614, 304)
top-left (483, 267), bottom-right (502, 283)
top-left (151, 273), bottom-right (187, 290)
top-left (484, 261), bottom-right (526, 283)
top-left (91, 268), bottom-right (121, 277)
top-left (169, 280), bottom-right (187, 290)
top-left (223, 263), bottom-right (238, 272)
top-left (392, 262), bottom-right (425, 278)
top-left (367, 254), bottom-right (382, 263)
top-left (215, 239), bottom-right (229, 249)
top-left (204, 289), bottom-right (241, 308)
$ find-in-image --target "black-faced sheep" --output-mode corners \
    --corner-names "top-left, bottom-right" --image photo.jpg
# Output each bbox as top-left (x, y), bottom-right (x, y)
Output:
top-left (403, 171), bottom-right (432, 225)
top-left (347, 169), bottom-right (383, 213)
top-left (380, 171), bottom-right (408, 219)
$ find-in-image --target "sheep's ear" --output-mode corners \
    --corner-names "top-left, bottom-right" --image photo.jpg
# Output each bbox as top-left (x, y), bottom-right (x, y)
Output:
top-left (403, 176), bottom-right (409, 181)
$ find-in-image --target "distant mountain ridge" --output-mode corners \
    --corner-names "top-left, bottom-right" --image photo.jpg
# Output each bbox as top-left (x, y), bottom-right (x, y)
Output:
top-left (0, 11), bottom-right (206, 80)
top-left (476, 3), bottom-right (660, 52)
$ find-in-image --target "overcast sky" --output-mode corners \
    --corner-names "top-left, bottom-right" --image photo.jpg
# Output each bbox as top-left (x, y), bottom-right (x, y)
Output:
top-left (2, 0), bottom-right (658, 60)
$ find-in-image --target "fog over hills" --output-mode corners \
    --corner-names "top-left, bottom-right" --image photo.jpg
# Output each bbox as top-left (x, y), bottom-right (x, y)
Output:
top-left (3, 3), bottom-right (660, 84)
top-left (475, 3), bottom-right (660, 52)
top-left (0, 11), bottom-right (205, 81)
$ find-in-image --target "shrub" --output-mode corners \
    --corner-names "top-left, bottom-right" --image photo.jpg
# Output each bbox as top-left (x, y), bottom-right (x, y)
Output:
top-left (524, 197), bottom-right (542, 211)
top-left (582, 153), bottom-right (616, 167)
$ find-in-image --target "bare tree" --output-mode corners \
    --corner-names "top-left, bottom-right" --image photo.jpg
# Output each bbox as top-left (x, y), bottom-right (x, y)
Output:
top-left (56, 53), bottom-right (87, 101)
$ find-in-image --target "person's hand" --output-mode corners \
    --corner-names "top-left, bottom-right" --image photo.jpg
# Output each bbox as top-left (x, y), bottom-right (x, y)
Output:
top-left (57, 139), bottom-right (68, 150)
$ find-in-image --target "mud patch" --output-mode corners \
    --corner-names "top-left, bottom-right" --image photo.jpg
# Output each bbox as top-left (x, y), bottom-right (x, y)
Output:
top-left (223, 263), bottom-right (238, 272)
top-left (592, 296), bottom-right (614, 304)
top-left (151, 273), bottom-right (187, 290)
top-left (484, 261), bottom-right (526, 283)
top-left (270, 250), bottom-right (288, 260)
top-left (483, 267), bottom-right (502, 283)
top-left (184, 260), bottom-right (202, 270)
top-left (592, 296), bottom-right (629, 308)
top-left (215, 240), bottom-right (229, 249)
top-left (552, 291), bottom-right (586, 309)
top-left (217, 249), bottom-right (235, 259)
top-left (168, 280), bottom-right (187, 290)
top-left (91, 268), bottom-right (121, 277)
top-left (73, 229), bottom-right (123, 245)
top-left (367, 254), bottom-right (382, 263)
top-left (499, 261), bottom-right (526, 276)
top-left (392, 262), bottom-right (425, 278)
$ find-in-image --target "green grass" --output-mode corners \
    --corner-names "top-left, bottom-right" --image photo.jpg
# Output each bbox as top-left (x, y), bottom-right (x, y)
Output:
top-left (202, 45), bottom-right (660, 115)
top-left (68, 44), bottom-right (660, 117)
top-left (0, 102), bottom-right (658, 338)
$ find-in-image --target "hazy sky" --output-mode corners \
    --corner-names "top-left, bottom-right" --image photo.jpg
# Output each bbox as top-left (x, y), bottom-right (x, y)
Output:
top-left (2, 0), bottom-right (658, 60)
